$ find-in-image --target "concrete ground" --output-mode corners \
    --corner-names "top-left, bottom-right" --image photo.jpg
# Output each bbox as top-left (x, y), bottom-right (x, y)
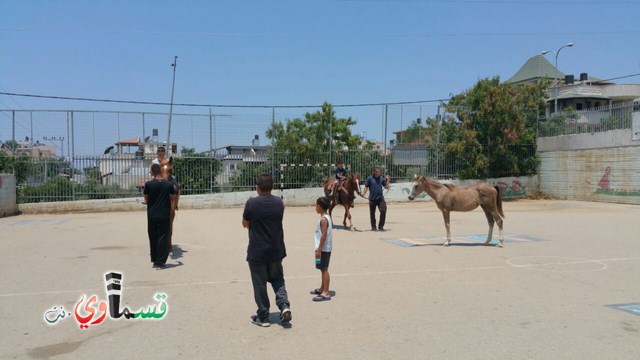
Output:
top-left (1, 199), bottom-right (639, 360)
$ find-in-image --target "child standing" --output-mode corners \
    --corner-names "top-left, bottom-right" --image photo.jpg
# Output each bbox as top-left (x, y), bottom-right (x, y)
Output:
top-left (311, 196), bottom-right (333, 301)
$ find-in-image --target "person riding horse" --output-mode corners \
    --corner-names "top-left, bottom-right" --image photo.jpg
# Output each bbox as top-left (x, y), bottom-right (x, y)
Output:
top-left (323, 172), bottom-right (362, 229)
top-left (328, 161), bottom-right (347, 199)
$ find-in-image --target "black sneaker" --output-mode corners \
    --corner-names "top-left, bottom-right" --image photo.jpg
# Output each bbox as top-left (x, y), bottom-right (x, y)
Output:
top-left (280, 307), bottom-right (292, 324)
top-left (251, 315), bottom-right (270, 327)
top-left (378, 227), bottom-right (385, 232)
top-left (371, 227), bottom-right (377, 231)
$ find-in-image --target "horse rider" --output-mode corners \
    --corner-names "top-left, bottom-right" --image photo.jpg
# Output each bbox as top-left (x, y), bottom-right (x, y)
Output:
top-left (328, 161), bottom-right (347, 198)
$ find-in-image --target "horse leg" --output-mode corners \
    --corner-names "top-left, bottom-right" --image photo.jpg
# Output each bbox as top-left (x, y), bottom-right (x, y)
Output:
top-left (343, 204), bottom-right (348, 227)
top-left (328, 202), bottom-right (336, 227)
top-left (345, 205), bottom-right (354, 231)
top-left (495, 211), bottom-right (504, 248)
top-left (482, 208), bottom-right (495, 246)
top-left (441, 210), bottom-right (451, 246)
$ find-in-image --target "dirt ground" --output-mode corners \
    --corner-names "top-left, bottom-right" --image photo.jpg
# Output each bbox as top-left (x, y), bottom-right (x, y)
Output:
top-left (1, 199), bottom-right (639, 360)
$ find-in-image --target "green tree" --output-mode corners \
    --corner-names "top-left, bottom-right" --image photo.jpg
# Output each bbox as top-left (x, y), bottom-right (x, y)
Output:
top-left (228, 162), bottom-right (271, 191)
top-left (0, 151), bottom-right (32, 183)
top-left (444, 77), bottom-right (547, 179)
top-left (19, 176), bottom-right (73, 203)
top-left (266, 102), bottom-right (362, 188)
top-left (399, 119), bottom-right (429, 145)
top-left (267, 102), bottom-right (360, 158)
top-left (172, 147), bottom-right (220, 195)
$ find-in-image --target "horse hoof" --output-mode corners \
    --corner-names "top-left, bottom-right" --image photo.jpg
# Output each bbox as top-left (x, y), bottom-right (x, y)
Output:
top-left (497, 243), bottom-right (503, 248)
top-left (350, 227), bottom-right (355, 232)
top-left (443, 243), bottom-right (450, 247)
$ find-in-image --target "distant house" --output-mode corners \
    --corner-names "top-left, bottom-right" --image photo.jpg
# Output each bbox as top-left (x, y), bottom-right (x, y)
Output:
top-left (391, 127), bottom-right (432, 146)
top-left (1, 138), bottom-right (56, 159)
top-left (507, 54), bottom-right (640, 121)
top-left (99, 129), bottom-right (178, 190)
top-left (214, 136), bottom-right (268, 185)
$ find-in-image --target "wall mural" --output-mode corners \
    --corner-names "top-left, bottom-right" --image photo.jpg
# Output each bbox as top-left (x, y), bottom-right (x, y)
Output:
top-left (594, 166), bottom-right (640, 197)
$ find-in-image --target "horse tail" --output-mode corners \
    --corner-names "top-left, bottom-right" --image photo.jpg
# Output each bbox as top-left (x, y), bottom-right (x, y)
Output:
top-left (494, 185), bottom-right (505, 219)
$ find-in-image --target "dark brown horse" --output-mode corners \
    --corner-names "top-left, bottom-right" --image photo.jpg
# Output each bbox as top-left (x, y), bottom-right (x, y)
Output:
top-left (323, 173), bottom-right (361, 229)
top-left (408, 175), bottom-right (505, 247)
top-left (159, 158), bottom-right (180, 253)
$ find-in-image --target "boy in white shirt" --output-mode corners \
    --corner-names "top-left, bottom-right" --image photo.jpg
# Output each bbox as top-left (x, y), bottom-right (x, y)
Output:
top-left (311, 196), bottom-right (333, 301)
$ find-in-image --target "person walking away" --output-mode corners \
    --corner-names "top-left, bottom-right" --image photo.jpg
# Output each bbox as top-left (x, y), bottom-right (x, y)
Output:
top-left (311, 196), bottom-right (333, 301)
top-left (242, 173), bottom-right (292, 327)
top-left (143, 163), bottom-right (176, 269)
top-left (360, 166), bottom-right (390, 231)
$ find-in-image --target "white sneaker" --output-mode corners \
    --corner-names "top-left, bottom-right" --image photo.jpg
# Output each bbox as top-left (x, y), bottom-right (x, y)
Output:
top-left (280, 308), bottom-right (292, 324)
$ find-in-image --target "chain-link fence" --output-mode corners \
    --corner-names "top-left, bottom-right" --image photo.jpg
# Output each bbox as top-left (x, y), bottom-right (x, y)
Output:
top-left (4, 145), bottom-right (536, 203)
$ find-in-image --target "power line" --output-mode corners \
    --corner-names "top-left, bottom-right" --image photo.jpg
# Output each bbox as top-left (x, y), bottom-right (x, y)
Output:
top-left (1, 72), bottom-right (637, 109)
top-left (0, 92), bottom-right (447, 108)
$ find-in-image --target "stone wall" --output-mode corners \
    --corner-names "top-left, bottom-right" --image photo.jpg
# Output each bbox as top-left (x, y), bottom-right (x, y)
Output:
top-left (0, 174), bottom-right (18, 217)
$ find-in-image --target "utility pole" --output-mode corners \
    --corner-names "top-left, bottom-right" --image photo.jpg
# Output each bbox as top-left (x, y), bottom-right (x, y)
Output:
top-left (166, 56), bottom-right (178, 153)
top-left (436, 105), bottom-right (442, 176)
top-left (43, 136), bottom-right (64, 157)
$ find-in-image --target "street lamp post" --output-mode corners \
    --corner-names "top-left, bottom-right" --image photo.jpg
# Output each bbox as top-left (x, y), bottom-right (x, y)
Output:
top-left (542, 43), bottom-right (574, 114)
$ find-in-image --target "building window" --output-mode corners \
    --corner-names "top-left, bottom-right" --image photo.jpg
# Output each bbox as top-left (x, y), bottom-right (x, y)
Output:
top-left (229, 164), bottom-right (235, 171)
top-left (576, 103), bottom-right (583, 110)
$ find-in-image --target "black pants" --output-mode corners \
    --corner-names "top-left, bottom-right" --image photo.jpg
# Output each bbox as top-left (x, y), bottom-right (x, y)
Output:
top-left (369, 199), bottom-right (387, 229)
top-left (148, 219), bottom-right (170, 266)
top-left (249, 261), bottom-right (290, 320)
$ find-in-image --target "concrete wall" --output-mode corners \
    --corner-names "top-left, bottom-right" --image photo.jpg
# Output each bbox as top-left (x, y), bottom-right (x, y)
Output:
top-left (18, 176), bottom-right (537, 214)
top-left (0, 174), bottom-right (18, 217)
top-left (538, 128), bottom-right (640, 205)
top-left (537, 129), bottom-right (637, 152)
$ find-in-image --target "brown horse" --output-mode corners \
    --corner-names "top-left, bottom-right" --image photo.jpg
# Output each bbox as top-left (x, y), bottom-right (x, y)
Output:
top-left (159, 158), bottom-right (180, 253)
top-left (407, 175), bottom-right (505, 247)
top-left (323, 173), bottom-right (362, 229)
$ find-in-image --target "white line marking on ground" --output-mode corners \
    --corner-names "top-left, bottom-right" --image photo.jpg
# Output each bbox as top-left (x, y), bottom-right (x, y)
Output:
top-left (0, 265), bottom-right (503, 298)
top-left (4, 257), bottom-right (638, 298)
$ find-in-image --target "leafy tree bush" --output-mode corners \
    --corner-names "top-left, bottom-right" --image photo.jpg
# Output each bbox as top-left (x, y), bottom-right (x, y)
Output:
top-left (444, 77), bottom-right (546, 179)
top-left (19, 176), bottom-right (73, 203)
top-left (173, 147), bottom-right (220, 195)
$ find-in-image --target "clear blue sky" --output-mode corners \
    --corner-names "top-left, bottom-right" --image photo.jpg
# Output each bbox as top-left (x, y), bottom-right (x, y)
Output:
top-left (1, 0), bottom-right (639, 154)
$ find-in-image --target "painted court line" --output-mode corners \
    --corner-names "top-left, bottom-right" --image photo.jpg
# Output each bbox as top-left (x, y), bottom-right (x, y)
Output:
top-left (3, 256), bottom-right (638, 299)
top-left (384, 234), bottom-right (546, 247)
top-left (0, 264), bottom-right (505, 298)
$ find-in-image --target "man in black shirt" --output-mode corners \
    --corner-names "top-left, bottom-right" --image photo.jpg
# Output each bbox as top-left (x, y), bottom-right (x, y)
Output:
top-left (143, 163), bottom-right (176, 269)
top-left (361, 166), bottom-right (391, 231)
top-left (242, 173), bottom-right (292, 327)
